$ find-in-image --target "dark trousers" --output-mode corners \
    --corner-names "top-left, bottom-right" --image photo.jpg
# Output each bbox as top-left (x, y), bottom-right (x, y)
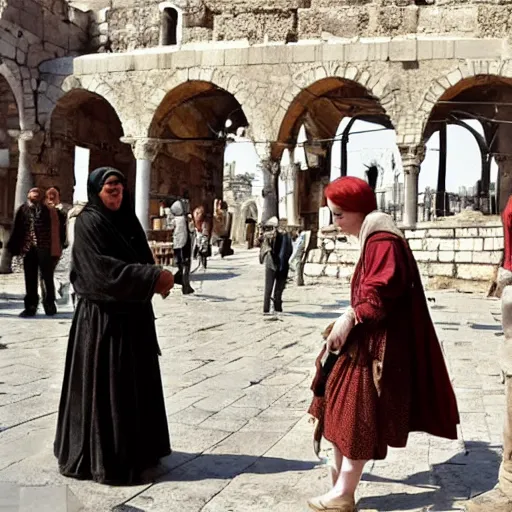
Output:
top-left (23, 247), bottom-right (55, 312)
top-left (263, 265), bottom-right (288, 313)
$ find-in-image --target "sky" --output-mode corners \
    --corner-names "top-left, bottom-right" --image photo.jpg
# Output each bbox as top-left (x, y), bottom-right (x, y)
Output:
top-left (224, 118), bottom-right (498, 195)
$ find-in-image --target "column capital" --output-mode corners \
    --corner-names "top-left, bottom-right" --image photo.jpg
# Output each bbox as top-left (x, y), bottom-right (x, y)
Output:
top-left (121, 137), bottom-right (161, 162)
top-left (8, 129), bottom-right (34, 141)
top-left (399, 144), bottom-right (425, 173)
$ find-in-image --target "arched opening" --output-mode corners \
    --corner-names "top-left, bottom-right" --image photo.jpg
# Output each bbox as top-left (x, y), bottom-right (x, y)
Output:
top-left (423, 75), bottom-right (512, 216)
top-left (0, 75), bottom-right (20, 262)
top-left (41, 89), bottom-right (135, 205)
top-left (276, 77), bottom-right (394, 234)
top-left (148, 80), bottom-right (249, 223)
top-left (161, 7), bottom-right (179, 46)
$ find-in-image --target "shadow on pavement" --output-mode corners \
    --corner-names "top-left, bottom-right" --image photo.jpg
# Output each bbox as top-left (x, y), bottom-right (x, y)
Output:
top-left (470, 323), bottom-right (503, 331)
top-left (190, 273), bottom-right (240, 282)
top-left (190, 294), bottom-right (236, 302)
top-left (156, 451), bottom-right (316, 483)
top-left (0, 311), bottom-right (74, 320)
top-left (359, 441), bottom-right (500, 511)
top-left (286, 311), bottom-right (341, 320)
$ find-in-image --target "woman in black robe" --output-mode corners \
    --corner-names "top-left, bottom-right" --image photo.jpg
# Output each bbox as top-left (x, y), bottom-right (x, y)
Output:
top-left (54, 167), bottom-right (174, 485)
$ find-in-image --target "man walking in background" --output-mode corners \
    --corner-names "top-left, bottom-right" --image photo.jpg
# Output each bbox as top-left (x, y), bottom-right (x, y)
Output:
top-left (7, 187), bottom-right (57, 317)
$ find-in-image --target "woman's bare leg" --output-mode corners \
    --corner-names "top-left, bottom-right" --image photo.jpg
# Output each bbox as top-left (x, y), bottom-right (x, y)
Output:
top-left (329, 445), bottom-right (344, 486)
top-left (332, 457), bottom-right (367, 498)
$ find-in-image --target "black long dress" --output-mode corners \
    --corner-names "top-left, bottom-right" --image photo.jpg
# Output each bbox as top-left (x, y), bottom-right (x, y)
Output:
top-left (54, 168), bottom-right (171, 485)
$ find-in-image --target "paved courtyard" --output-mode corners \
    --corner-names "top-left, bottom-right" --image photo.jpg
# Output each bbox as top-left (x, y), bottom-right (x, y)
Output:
top-left (0, 248), bottom-right (506, 511)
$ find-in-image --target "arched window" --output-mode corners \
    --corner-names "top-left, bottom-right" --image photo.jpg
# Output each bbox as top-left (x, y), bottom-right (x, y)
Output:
top-left (161, 7), bottom-right (178, 45)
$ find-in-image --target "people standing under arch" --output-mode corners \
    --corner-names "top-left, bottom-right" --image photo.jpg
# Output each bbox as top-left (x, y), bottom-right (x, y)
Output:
top-left (44, 186), bottom-right (68, 299)
top-left (192, 205), bottom-right (211, 270)
top-left (7, 187), bottom-right (57, 317)
top-left (170, 199), bottom-right (195, 294)
top-left (259, 216), bottom-right (293, 316)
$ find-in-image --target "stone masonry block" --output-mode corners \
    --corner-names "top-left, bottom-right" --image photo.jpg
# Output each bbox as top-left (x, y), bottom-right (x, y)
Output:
top-left (408, 239), bottom-right (423, 250)
top-left (412, 250), bottom-right (437, 262)
top-left (261, 45), bottom-right (292, 65)
top-left (473, 251), bottom-right (502, 265)
top-left (322, 43), bottom-right (345, 62)
top-left (346, 42), bottom-right (369, 62)
top-left (405, 229), bottom-right (426, 239)
top-left (293, 44), bottom-right (320, 63)
top-left (455, 251), bottom-right (472, 263)
top-left (455, 227), bottom-right (479, 238)
top-left (224, 48), bottom-right (250, 66)
top-left (429, 263), bottom-right (456, 277)
top-left (439, 239), bottom-right (455, 251)
top-left (483, 238), bottom-right (495, 251)
top-left (454, 39), bottom-right (502, 60)
top-left (439, 251), bottom-right (455, 263)
top-left (447, 68), bottom-right (463, 86)
top-left (427, 228), bottom-right (455, 238)
top-left (432, 38), bottom-right (455, 59)
top-left (456, 264), bottom-right (496, 281)
top-left (425, 238), bottom-right (440, 251)
top-left (456, 238), bottom-right (483, 251)
top-left (417, 38), bottom-right (433, 60)
top-left (479, 227), bottom-right (503, 237)
top-left (495, 237), bottom-right (504, 250)
top-left (201, 49), bottom-right (225, 67)
top-left (325, 265), bottom-right (339, 278)
top-left (389, 37), bottom-right (417, 62)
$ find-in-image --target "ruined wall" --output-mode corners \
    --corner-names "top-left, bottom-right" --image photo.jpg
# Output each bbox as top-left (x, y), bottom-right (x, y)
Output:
top-left (306, 218), bottom-right (504, 291)
top-left (87, 0), bottom-right (512, 50)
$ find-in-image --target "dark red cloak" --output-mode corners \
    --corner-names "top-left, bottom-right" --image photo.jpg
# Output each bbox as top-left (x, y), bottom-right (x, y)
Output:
top-left (309, 232), bottom-right (460, 460)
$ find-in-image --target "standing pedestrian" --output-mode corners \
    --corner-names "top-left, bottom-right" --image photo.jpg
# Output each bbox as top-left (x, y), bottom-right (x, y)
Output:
top-left (193, 205), bottom-right (211, 270)
top-left (7, 187), bottom-right (57, 317)
top-left (66, 201), bottom-right (86, 309)
top-left (54, 167), bottom-right (173, 485)
top-left (44, 186), bottom-right (67, 298)
top-left (259, 216), bottom-right (293, 315)
top-left (308, 176), bottom-right (459, 511)
top-left (170, 199), bottom-right (195, 294)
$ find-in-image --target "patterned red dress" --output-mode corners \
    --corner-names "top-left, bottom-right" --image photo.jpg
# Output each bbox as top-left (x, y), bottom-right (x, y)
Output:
top-left (309, 231), bottom-right (460, 460)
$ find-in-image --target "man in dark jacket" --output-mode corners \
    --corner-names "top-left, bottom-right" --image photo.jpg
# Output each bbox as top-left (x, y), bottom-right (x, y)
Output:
top-left (7, 187), bottom-right (57, 317)
top-left (259, 216), bottom-right (293, 315)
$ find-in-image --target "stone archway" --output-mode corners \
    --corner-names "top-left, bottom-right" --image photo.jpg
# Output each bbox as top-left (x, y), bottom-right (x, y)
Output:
top-left (0, 73), bottom-right (22, 271)
top-left (422, 75), bottom-right (512, 215)
top-left (40, 89), bottom-right (136, 205)
top-left (148, 80), bottom-right (249, 217)
top-left (276, 76), bottom-right (393, 234)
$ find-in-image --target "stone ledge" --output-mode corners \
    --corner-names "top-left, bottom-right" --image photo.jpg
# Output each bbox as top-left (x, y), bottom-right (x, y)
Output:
top-left (73, 36), bottom-right (508, 75)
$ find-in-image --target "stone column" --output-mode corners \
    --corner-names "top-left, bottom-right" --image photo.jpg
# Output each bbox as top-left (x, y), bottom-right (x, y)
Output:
top-left (126, 138), bottom-right (160, 233)
top-left (285, 163), bottom-right (300, 226)
top-left (256, 144), bottom-right (280, 224)
top-left (0, 130), bottom-right (34, 274)
top-left (399, 144), bottom-right (425, 229)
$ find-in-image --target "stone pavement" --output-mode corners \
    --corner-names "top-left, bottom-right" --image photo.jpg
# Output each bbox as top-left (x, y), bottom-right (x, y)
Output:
top-left (0, 248), bottom-right (506, 511)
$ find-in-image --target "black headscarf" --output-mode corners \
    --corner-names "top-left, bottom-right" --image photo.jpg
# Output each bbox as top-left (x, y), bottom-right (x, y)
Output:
top-left (85, 167), bottom-right (154, 264)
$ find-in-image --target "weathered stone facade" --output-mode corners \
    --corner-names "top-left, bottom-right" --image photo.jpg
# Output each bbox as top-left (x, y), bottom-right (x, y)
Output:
top-left (1, 0), bottom-right (512, 285)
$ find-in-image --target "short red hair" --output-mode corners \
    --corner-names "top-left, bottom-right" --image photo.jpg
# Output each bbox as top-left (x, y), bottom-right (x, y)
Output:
top-left (325, 176), bottom-right (377, 215)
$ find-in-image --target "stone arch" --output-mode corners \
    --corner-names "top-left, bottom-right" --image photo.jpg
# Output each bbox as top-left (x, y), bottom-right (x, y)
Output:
top-left (0, 71), bottom-right (22, 243)
top-left (0, 61), bottom-right (28, 130)
top-left (418, 60), bottom-right (509, 131)
top-left (273, 74), bottom-right (394, 161)
top-left (61, 75), bottom-right (131, 136)
top-left (39, 88), bottom-right (136, 204)
top-left (272, 65), bottom-right (397, 157)
top-left (421, 72), bottom-right (512, 216)
top-left (148, 79), bottom-right (250, 214)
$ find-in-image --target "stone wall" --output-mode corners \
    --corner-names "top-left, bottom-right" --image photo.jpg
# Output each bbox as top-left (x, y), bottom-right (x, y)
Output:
top-left (305, 218), bottom-right (504, 292)
top-left (81, 0), bottom-right (512, 50)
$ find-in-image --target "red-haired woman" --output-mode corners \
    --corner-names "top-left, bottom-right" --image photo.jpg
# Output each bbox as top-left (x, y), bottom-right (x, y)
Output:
top-left (308, 177), bottom-right (459, 511)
